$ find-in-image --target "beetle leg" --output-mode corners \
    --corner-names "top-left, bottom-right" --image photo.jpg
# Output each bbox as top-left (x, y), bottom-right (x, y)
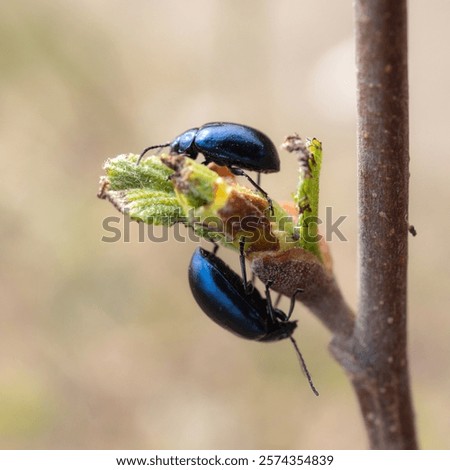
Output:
top-left (229, 167), bottom-right (274, 216)
top-left (286, 288), bottom-right (304, 320)
top-left (242, 235), bottom-right (256, 291)
top-left (264, 280), bottom-right (277, 323)
top-left (239, 237), bottom-right (253, 294)
top-left (207, 238), bottom-right (219, 255)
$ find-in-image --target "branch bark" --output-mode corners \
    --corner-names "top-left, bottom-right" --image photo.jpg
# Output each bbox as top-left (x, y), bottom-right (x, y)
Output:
top-left (331, 0), bottom-right (417, 449)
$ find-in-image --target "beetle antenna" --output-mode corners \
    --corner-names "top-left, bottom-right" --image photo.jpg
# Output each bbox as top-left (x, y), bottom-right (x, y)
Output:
top-left (289, 336), bottom-right (319, 396)
top-left (136, 143), bottom-right (171, 165)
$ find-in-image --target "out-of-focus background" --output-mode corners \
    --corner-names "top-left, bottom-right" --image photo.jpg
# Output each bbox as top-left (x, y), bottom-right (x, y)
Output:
top-left (1, 0), bottom-right (449, 450)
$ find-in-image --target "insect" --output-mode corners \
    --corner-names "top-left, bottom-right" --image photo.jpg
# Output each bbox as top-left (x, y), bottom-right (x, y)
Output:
top-left (188, 247), bottom-right (319, 395)
top-left (137, 122), bottom-right (280, 212)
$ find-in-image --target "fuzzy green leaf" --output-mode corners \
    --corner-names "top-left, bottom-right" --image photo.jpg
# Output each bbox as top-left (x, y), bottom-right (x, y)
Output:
top-left (291, 137), bottom-right (323, 260)
top-left (100, 154), bottom-right (183, 225)
top-left (105, 154), bottom-right (175, 193)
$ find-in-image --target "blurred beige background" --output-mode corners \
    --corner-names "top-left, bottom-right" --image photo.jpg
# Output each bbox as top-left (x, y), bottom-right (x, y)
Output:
top-left (1, 0), bottom-right (449, 450)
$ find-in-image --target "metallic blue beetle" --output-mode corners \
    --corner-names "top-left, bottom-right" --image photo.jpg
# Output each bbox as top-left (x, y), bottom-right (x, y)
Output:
top-left (137, 122), bottom-right (280, 210)
top-left (188, 247), bottom-right (319, 395)
top-left (137, 122), bottom-right (280, 172)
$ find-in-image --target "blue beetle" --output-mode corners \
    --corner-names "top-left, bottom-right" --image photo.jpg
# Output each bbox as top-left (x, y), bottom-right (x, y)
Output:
top-left (188, 247), bottom-right (319, 395)
top-left (137, 122), bottom-right (280, 211)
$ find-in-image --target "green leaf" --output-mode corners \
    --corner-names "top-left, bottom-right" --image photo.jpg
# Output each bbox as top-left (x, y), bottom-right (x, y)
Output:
top-left (293, 137), bottom-right (323, 260)
top-left (105, 154), bottom-right (175, 193)
top-left (100, 154), bottom-right (183, 226)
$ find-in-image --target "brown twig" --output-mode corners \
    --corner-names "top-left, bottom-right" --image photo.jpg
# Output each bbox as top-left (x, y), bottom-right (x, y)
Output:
top-left (334, 0), bottom-right (416, 449)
